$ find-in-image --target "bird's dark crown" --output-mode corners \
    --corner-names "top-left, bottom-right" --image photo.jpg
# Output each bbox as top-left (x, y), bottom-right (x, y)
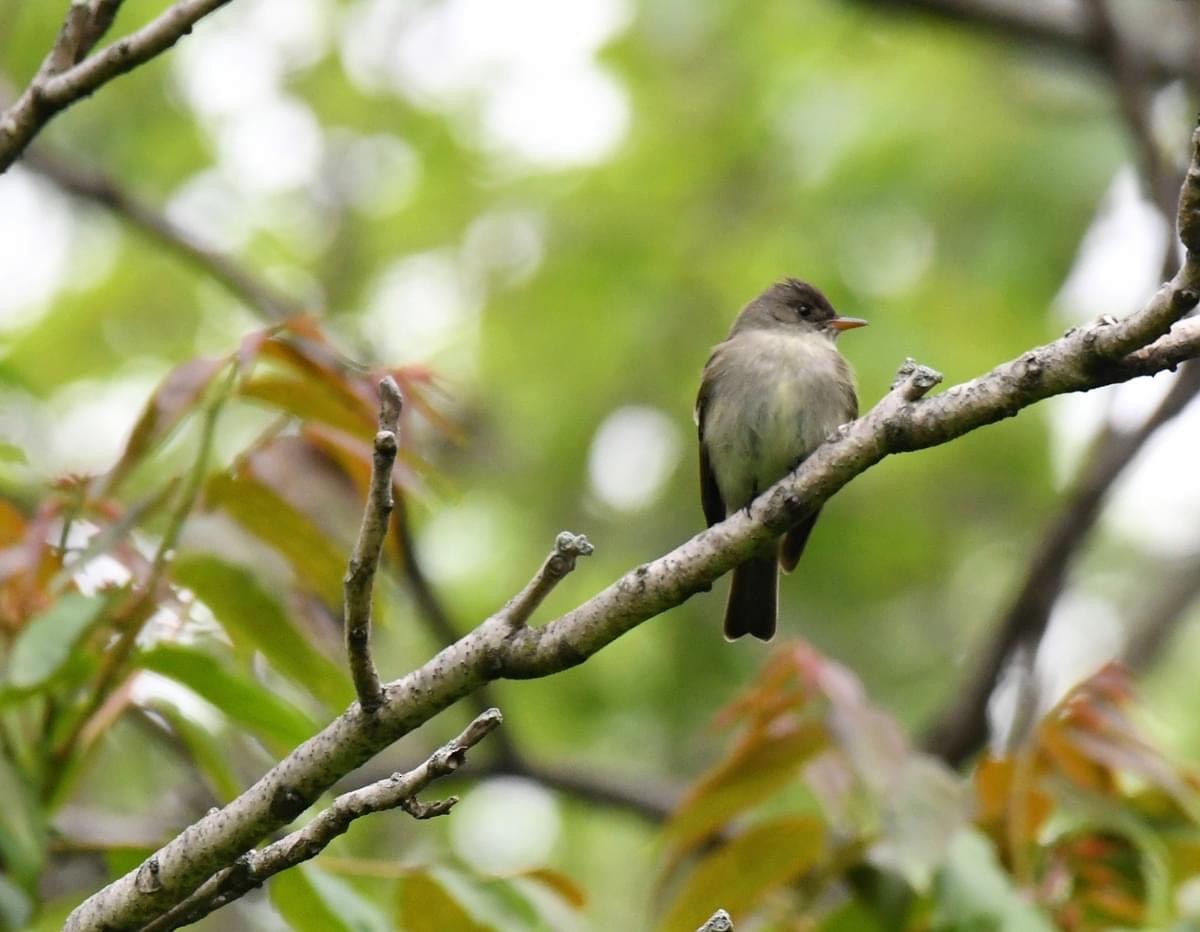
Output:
top-left (730, 278), bottom-right (840, 336)
top-left (764, 278), bottom-right (838, 323)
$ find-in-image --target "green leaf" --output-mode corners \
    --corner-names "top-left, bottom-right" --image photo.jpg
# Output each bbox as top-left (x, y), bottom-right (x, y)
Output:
top-left (0, 872), bottom-right (31, 932)
top-left (5, 592), bottom-right (107, 693)
top-left (656, 816), bottom-right (826, 932)
top-left (149, 702), bottom-right (242, 802)
top-left (172, 554), bottom-right (350, 710)
top-left (0, 754), bottom-right (45, 890)
top-left (931, 829), bottom-right (1056, 932)
top-left (398, 868), bottom-right (496, 930)
top-left (396, 867), bottom-right (567, 932)
top-left (871, 756), bottom-right (968, 892)
top-left (205, 473), bottom-right (347, 605)
top-left (137, 644), bottom-right (319, 751)
top-left (270, 865), bottom-right (389, 932)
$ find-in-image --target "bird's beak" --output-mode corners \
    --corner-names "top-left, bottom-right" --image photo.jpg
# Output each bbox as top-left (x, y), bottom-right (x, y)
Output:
top-left (828, 316), bottom-right (868, 331)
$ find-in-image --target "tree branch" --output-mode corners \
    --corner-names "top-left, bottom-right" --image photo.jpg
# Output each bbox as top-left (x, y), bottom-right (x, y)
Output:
top-left (1080, 0), bottom-right (1179, 225)
top-left (25, 148), bottom-right (302, 322)
top-left (64, 126), bottom-right (1200, 932)
top-left (137, 709), bottom-right (503, 932)
top-left (919, 8), bottom-right (1200, 767)
top-left (849, 0), bottom-right (1200, 89)
top-left (698, 909), bottom-right (734, 932)
top-left (1123, 554), bottom-right (1200, 674)
top-left (494, 531), bottom-right (594, 629)
top-left (391, 504), bottom-right (679, 818)
top-left (920, 358), bottom-right (1200, 765)
top-left (0, 0), bottom-right (234, 173)
top-left (344, 377), bottom-right (402, 713)
top-left (490, 757), bottom-right (679, 823)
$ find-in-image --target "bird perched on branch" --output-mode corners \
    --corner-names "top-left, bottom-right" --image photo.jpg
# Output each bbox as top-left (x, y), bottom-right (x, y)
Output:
top-left (696, 279), bottom-right (866, 640)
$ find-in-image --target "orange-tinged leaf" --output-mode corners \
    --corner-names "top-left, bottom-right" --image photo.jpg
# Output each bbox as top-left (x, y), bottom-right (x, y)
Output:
top-left (974, 756), bottom-right (1015, 823)
top-left (1039, 722), bottom-right (1112, 793)
top-left (204, 473), bottom-right (346, 605)
top-left (257, 338), bottom-right (372, 411)
top-left (510, 867), bottom-right (587, 909)
top-left (0, 499), bottom-right (25, 546)
top-left (239, 373), bottom-right (374, 436)
top-left (656, 816), bottom-right (825, 932)
top-left (666, 720), bottom-right (828, 859)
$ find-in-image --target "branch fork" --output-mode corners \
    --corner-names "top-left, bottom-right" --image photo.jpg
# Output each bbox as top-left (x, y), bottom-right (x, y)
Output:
top-left (494, 531), bottom-right (594, 629)
top-left (137, 709), bottom-right (503, 932)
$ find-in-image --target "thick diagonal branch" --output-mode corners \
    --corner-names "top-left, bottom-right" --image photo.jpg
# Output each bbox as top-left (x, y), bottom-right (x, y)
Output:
top-left (139, 709), bottom-right (502, 932)
top-left (344, 377), bottom-right (402, 713)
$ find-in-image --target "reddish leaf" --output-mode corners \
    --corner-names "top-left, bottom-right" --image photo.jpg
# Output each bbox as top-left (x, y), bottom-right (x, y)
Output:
top-left (107, 357), bottom-right (225, 489)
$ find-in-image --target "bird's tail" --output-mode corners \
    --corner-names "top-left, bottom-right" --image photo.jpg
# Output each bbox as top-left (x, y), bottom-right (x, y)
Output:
top-left (723, 556), bottom-right (778, 641)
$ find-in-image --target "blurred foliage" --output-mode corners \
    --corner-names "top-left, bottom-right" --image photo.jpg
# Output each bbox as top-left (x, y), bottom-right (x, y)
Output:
top-left (661, 647), bottom-right (1200, 931)
top-left (1, 0), bottom-right (1198, 928)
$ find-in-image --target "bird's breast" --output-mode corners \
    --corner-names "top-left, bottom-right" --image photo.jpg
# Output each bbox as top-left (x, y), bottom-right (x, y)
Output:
top-left (702, 330), bottom-right (855, 511)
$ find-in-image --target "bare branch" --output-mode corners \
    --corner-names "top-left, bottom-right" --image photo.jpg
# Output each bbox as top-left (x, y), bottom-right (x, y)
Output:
top-left (80, 0), bottom-right (127, 58)
top-left (39, 2), bottom-right (93, 78)
top-left (1124, 555), bottom-right (1200, 674)
top-left (1080, 0), bottom-right (1181, 236)
top-left (849, 0), bottom-right (1200, 89)
top-left (494, 531), bottom-right (594, 629)
top-left (698, 909), bottom-right (734, 932)
top-left (344, 377), bottom-right (403, 713)
top-left (919, 10), bottom-right (1200, 766)
top-left (63, 127), bottom-right (1200, 932)
top-left (26, 148), bottom-right (302, 322)
top-left (921, 359), bottom-right (1200, 765)
top-left (138, 709), bottom-right (503, 932)
top-left (0, 0), bottom-right (234, 173)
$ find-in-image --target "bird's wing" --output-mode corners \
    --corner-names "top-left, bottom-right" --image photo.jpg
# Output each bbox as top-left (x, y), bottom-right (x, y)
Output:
top-left (696, 373), bottom-right (726, 527)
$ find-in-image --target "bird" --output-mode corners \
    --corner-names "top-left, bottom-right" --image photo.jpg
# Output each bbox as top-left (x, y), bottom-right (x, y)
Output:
top-left (695, 278), bottom-right (866, 640)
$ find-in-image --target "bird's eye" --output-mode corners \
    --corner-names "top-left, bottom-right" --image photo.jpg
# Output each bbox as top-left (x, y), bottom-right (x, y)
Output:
top-left (796, 303), bottom-right (813, 318)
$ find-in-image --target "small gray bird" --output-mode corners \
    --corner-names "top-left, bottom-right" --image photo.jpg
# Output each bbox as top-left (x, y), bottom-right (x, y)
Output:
top-left (696, 279), bottom-right (866, 640)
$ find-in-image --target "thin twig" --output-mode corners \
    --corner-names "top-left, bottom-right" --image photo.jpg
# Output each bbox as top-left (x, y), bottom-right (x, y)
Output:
top-left (80, 0), bottom-right (127, 58)
top-left (0, 0), bottom-right (234, 172)
top-left (495, 532), bottom-right (594, 629)
top-left (1124, 555), bottom-right (1200, 674)
top-left (344, 377), bottom-right (402, 712)
top-left (491, 757), bottom-right (679, 822)
top-left (138, 709), bottom-right (503, 932)
top-left (26, 148), bottom-right (301, 322)
top-left (1081, 0), bottom-right (1180, 231)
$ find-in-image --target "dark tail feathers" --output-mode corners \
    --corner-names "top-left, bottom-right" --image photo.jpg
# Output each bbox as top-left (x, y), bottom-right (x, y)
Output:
top-left (724, 557), bottom-right (778, 641)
